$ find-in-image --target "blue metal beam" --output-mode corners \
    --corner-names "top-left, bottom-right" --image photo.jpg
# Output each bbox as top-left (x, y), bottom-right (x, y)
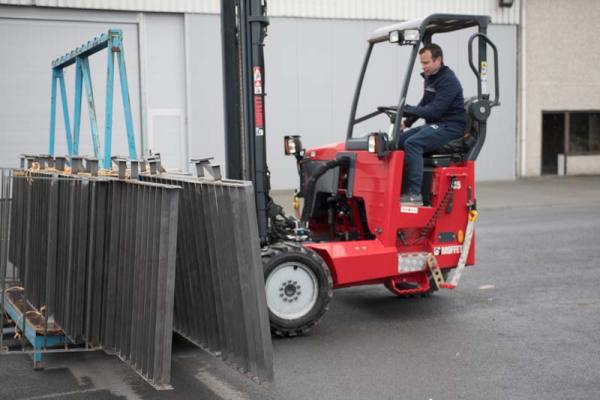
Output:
top-left (115, 36), bottom-right (138, 161)
top-left (1, 294), bottom-right (65, 367)
top-left (51, 33), bottom-right (109, 69)
top-left (72, 59), bottom-right (83, 155)
top-left (81, 57), bottom-right (101, 159)
top-left (48, 71), bottom-right (58, 156)
top-left (104, 40), bottom-right (115, 170)
top-left (57, 70), bottom-right (73, 157)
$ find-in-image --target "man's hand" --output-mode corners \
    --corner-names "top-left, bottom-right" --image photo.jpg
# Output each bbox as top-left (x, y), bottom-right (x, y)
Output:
top-left (402, 113), bottom-right (419, 131)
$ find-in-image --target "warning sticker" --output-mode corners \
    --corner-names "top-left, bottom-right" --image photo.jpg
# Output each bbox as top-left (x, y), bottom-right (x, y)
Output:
top-left (253, 66), bottom-right (263, 94)
top-left (481, 61), bottom-right (488, 94)
top-left (254, 96), bottom-right (264, 128)
top-left (481, 61), bottom-right (488, 77)
top-left (400, 206), bottom-right (419, 214)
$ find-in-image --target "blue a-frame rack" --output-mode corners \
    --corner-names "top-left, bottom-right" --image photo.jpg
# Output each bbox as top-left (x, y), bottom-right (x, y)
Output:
top-left (48, 29), bottom-right (138, 169)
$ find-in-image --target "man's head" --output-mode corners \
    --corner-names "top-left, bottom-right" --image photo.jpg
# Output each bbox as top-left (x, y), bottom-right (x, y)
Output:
top-left (419, 44), bottom-right (443, 77)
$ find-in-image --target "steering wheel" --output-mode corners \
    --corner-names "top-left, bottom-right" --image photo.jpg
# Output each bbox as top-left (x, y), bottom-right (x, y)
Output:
top-left (377, 106), bottom-right (398, 123)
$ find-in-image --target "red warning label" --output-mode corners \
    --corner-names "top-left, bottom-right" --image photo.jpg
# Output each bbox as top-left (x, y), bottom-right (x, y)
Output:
top-left (254, 96), bottom-right (264, 128)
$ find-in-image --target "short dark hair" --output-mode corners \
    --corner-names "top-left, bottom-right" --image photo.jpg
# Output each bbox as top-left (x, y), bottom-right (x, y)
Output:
top-left (419, 43), bottom-right (443, 61)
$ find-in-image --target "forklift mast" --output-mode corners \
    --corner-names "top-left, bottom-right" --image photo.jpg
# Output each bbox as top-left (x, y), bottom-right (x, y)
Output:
top-left (221, 0), bottom-right (270, 243)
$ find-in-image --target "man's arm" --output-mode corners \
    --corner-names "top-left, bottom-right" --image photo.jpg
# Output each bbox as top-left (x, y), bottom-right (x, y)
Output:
top-left (404, 75), bottom-right (460, 121)
top-left (402, 84), bottom-right (426, 128)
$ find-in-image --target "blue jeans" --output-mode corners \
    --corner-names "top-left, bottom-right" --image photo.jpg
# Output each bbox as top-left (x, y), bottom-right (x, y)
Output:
top-left (397, 123), bottom-right (464, 194)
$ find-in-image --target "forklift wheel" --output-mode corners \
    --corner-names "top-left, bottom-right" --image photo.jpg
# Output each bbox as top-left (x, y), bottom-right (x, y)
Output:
top-left (262, 242), bottom-right (333, 337)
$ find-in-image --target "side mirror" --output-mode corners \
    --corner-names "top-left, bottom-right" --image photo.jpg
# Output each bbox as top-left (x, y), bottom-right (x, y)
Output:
top-left (367, 133), bottom-right (388, 158)
top-left (284, 135), bottom-right (303, 156)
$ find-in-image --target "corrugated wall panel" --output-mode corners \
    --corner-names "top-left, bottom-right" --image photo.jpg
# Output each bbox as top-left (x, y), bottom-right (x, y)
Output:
top-left (0, 0), bottom-right (520, 24)
top-left (2, 0), bottom-right (219, 13)
top-left (269, 0), bottom-right (521, 24)
top-left (1, 0), bottom-right (33, 4)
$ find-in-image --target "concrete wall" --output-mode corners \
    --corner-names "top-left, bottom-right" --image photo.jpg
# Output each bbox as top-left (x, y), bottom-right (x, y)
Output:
top-left (567, 155), bottom-right (600, 176)
top-left (524, 0), bottom-right (600, 176)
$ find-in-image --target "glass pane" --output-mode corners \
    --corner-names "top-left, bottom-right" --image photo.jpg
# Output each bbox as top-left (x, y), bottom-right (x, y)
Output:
top-left (353, 43), bottom-right (416, 139)
top-left (569, 112), bottom-right (600, 154)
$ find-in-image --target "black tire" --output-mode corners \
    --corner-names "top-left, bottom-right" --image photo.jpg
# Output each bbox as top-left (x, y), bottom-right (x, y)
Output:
top-left (262, 242), bottom-right (333, 337)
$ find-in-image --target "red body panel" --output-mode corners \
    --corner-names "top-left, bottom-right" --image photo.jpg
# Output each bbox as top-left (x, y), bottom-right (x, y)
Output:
top-left (302, 142), bottom-right (476, 289)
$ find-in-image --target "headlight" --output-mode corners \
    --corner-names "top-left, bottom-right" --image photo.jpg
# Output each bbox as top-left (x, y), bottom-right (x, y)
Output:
top-left (403, 30), bottom-right (420, 43)
top-left (368, 135), bottom-right (377, 153)
top-left (367, 133), bottom-right (387, 157)
top-left (284, 135), bottom-right (303, 156)
top-left (389, 29), bottom-right (420, 45)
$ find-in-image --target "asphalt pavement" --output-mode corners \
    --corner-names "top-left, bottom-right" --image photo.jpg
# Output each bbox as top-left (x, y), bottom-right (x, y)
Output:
top-left (2, 175), bottom-right (600, 400)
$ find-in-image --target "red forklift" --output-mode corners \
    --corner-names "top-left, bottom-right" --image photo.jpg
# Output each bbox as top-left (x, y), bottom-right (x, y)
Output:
top-left (221, 8), bottom-right (499, 336)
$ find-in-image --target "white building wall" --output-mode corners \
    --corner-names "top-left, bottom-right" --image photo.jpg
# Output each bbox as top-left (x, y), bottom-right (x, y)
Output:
top-left (0, 4), bottom-right (517, 187)
top-left (264, 20), bottom-right (516, 188)
top-left (184, 13), bottom-right (226, 170)
top-left (142, 13), bottom-right (188, 171)
top-left (0, 6), bottom-right (142, 165)
top-left (0, 6), bottom-right (189, 168)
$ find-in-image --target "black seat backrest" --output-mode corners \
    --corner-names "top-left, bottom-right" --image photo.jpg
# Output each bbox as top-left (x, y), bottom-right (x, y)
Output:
top-left (435, 97), bottom-right (480, 157)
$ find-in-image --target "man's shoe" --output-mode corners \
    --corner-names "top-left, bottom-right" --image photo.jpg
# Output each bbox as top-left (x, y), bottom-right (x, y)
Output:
top-left (400, 193), bottom-right (423, 206)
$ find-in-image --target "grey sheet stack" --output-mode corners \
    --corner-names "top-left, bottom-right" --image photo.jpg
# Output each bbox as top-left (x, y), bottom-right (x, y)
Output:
top-left (141, 174), bottom-right (274, 383)
top-left (6, 170), bottom-right (180, 388)
top-left (4, 163), bottom-right (274, 387)
top-left (1, 169), bottom-right (15, 285)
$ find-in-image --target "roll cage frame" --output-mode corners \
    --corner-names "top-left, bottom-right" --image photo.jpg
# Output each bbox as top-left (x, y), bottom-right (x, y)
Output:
top-left (346, 14), bottom-right (499, 160)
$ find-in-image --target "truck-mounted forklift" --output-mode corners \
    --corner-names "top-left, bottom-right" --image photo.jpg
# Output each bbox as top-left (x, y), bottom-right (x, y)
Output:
top-left (222, 5), bottom-right (499, 336)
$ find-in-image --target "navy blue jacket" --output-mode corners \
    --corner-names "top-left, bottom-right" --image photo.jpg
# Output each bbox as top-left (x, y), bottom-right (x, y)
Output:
top-left (404, 65), bottom-right (465, 129)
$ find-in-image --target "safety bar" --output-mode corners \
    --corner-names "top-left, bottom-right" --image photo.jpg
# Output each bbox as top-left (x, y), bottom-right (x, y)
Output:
top-left (468, 33), bottom-right (500, 106)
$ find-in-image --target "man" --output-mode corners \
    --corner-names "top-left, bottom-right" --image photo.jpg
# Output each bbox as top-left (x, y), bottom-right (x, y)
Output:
top-left (399, 43), bottom-right (465, 206)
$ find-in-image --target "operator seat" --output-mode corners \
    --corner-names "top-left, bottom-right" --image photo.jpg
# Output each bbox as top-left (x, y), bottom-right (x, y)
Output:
top-left (423, 97), bottom-right (481, 167)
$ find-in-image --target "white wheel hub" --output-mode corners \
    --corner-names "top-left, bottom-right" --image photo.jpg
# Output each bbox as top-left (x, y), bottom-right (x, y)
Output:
top-left (265, 261), bottom-right (318, 320)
